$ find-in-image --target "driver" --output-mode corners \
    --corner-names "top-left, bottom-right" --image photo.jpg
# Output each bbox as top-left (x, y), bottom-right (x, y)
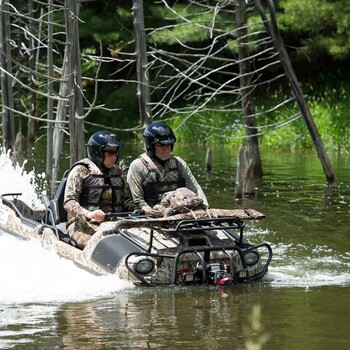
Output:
top-left (64, 131), bottom-right (135, 249)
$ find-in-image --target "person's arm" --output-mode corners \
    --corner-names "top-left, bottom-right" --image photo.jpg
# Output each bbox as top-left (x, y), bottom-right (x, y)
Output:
top-left (126, 159), bottom-right (152, 214)
top-left (176, 157), bottom-right (209, 207)
top-left (64, 165), bottom-right (89, 216)
top-left (64, 165), bottom-right (105, 221)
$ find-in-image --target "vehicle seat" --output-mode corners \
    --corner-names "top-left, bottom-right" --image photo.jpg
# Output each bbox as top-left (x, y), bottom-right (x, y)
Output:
top-left (49, 170), bottom-right (69, 225)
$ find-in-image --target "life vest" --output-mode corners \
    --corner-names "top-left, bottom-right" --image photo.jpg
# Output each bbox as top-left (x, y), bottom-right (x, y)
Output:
top-left (71, 158), bottom-right (124, 213)
top-left (140, 154), bottom-right (186, 206)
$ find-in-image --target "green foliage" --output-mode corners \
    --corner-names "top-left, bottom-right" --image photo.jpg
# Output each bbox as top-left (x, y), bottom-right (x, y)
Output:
top-left (81, 47), bottom-right (100, 75)
top-left (305, 81), bottom-right (350, 152)
top-left (278, 0), bottom-right (350, 60)
top-left (166, 105), bottom-right (247, 147)
top-left (165, 76), bottom-right (350, 154)
top-left (79, 5), bottom-right (133, 45)
top-left (149, 3), bottom-right (234, 45)
top-left (90, 83), bottom-right (139, 131)
top-left (76, 0), bottom-right (350, 153)
top-left (263, 83), bottom-right (350, 153)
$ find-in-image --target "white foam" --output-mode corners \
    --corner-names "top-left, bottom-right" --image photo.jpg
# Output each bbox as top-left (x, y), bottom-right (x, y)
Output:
top-left (0, 148), bottom-right (134, 304)
top-left (0, 234), bottom-right (134, 304)
top-left (0, 147), bottom-right (44, 208)
top-left (267, 267), bottom-right (350, 288)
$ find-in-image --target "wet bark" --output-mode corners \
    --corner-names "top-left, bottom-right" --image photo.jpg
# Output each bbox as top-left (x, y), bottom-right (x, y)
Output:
top-left (0, 0), bottom-right (15, 153)
top-left (255, 0), bottom-right (336, 185)
top-left (235, 0), bottom-right (263, 198)
top-left (133, 0), bottom-right (152, 127)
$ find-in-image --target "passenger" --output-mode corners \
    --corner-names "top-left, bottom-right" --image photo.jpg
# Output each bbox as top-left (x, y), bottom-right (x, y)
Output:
top-left (64, 131), bottom-right (135, 249)
top-left (127, 122), bottom-right (208, 215)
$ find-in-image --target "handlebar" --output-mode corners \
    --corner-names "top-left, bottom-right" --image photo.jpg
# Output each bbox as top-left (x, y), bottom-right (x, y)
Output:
top-left (104, 209), bottom-right (146, 221)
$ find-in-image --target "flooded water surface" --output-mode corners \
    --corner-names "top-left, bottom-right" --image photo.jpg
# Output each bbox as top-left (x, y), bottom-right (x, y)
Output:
top-left (0, 144), bottom-right (349, 349)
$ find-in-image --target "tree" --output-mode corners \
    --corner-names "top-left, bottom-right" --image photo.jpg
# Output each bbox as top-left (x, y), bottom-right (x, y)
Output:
top-left (235, 0), bottom-right (262, 196)
top-left (132, 0), bottom-right (152, 127)
top-left (256, 0), bottom-right (336, 185)
top-left (0, 0), bottom-right (15, 153)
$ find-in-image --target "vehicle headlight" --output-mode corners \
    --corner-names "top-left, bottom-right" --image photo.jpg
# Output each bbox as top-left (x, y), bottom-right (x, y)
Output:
top-left (244, 251), bottom-right (259, 266)
top-left (134, 258), bottom-right (154, 274)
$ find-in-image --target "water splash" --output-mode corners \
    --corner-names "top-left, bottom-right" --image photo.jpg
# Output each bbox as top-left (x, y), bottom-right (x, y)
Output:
top-left (0, 149), bottom-right (134, 304)
top-left (247, 226), bottom-right (350, 288)
top-left (0, 234), bottom-right (134, 304)
top-left (0, 147), bottom-right (44, 208)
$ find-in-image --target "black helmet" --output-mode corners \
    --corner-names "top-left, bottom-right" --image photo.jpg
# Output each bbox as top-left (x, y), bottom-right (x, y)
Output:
top-left (87, 131), bottom-right (124, 166)
top-left (142, 122), bottom-right (176, 156)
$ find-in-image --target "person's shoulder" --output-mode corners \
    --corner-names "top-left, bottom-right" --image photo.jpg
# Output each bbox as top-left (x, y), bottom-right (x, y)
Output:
top-left (172, 154), bottom-right (183, 161)
top-left (172, 155), bottom-right (187, 166)
top-left (134, 152), bottom-right (147, 160)
top-left (69, 160), bottom-right (90, 177)
top-left (130, 154), bottom-right (147, 167)
top-left (71, 158), bottom-right (91, 169)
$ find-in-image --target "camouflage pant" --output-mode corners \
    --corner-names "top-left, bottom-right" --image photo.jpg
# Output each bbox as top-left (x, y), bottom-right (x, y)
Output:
top-left (67, 219), bottom-right (100, 249)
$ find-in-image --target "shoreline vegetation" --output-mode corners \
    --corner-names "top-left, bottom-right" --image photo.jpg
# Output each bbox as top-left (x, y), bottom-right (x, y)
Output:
top-left (164, 77), bottom-right (350, 155)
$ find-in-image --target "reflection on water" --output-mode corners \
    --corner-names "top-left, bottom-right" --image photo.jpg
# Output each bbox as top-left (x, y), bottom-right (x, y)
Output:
top-left (52, 288), bottom-right (261, 350)
top-left (1, 146), bottom-right (350, 349)
top-left (2, 286), bottom-right (349, 350)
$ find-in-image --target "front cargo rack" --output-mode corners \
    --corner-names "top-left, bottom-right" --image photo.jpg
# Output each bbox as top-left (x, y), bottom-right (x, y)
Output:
top-left (159, 216), bottom-right (246, 247)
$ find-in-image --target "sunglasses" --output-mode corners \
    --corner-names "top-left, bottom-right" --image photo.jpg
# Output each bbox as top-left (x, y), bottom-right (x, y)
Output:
top-left (155, 143), bottom-right (171, 147)
top-left (103, 150), bottom-right (119, 156)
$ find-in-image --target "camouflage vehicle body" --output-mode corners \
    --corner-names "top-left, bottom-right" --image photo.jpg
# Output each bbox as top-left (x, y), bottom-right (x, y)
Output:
top-left (0, 177), bottom-right (272, 286)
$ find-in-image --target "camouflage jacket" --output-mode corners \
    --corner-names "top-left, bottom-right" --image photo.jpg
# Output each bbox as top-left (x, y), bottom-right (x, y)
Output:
top-left (64, 158), bottom-right (135, 223)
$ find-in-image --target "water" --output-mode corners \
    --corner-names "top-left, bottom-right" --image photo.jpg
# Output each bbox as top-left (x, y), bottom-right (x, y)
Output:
top-left (0, 145), bottom-right (349, 349)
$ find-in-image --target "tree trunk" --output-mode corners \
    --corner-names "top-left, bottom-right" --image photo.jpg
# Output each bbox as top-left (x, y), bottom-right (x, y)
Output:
top-left (51, 0), bottom-right (85, 191)
top-left (66, 0), bottom-right (85, 165)
top-left (235, 145), bottom-right (244, 198)
top-left (0, 0), bottom-right (15, 153)
top-left (235, 0), bottom-right (262, 197)
top-left (132, 0), bottom-right (152, 127)
top-left (255, 0), bottom-right (336, 185)
top-left (51, 55), bottom-right (70, 190)
top-left (46, 0), bottom-right (54, 191)
top-left (51, 8), bottom-right (71, 189)
top-left (27, 0), bottom-right (36, 157)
